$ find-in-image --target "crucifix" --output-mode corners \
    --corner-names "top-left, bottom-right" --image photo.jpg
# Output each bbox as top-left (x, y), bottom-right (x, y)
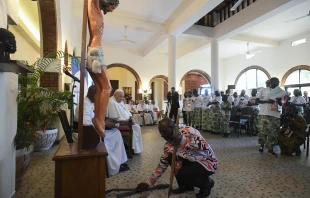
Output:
top-left (78, 0), bottom-right (119, 150)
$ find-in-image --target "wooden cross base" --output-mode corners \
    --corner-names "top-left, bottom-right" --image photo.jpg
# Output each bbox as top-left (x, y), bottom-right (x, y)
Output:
top-left (53, 141), bottom-right (108, 198)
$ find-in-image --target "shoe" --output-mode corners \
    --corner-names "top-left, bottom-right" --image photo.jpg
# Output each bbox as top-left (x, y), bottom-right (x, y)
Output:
top-left (223, 133), bottom-right (230, 137)
top-left (119, 164), bottom-right (130, 172)
top-left (196, 178), bottom-right (214, 198)
top-left (259, 144), bottom-right (264, 153)
top-left (295, 150), bottom-right (301, 156)
top-left (268, 149), bottom-right (277, 157)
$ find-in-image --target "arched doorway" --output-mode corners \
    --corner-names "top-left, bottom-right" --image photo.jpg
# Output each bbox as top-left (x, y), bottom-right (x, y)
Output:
top-left (107, 63), bottom-right (142, 101)
top-left (179, 70), bottom-right (211, 94)
top-left (148, 75), bottom-right (168, 111)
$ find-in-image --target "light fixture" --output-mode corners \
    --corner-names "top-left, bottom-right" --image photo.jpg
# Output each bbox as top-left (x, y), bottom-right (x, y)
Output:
top-left (138, 88), bottom-right (152, 94)
top-left (291, 38), bottom-right (306, 46)
top-left (230, 0), bottom-right (243, 11)
top-left (245, 53), bottom-right (255, 60)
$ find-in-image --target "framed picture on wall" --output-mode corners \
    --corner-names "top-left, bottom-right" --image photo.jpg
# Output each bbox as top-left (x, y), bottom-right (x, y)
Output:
top-left (123, 87), bottom-right (132, 95)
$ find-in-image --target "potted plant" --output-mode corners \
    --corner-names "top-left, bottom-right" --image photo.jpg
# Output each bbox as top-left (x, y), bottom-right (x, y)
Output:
top-left (15, 51), bottom-right (72, 179)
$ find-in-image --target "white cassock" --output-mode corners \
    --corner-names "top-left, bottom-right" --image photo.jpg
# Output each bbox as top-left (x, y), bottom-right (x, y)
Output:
top-left (107, 97), bottom-right (143, 154)
top-left (125, 104), bottom-right (143, 126)
top-left (74, 97), bottom-right (128, 176)
top-left (149, 104), bottom-right (159, 122)
top-left (137, 104), bottom-right (153, 125)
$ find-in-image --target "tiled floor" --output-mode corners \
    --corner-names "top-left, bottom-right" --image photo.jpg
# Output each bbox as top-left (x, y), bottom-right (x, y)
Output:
top-left (16, 126), bottom-right (310, 198)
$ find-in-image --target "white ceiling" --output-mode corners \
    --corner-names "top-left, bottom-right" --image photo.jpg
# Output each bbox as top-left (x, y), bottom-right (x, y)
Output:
top-left (242, 0), bottom-right (310, 41)
top-left (103, 26), bottom-right (155, 51)
top-left (201, 39), bottom-right (273, 59)
top-left (112, 0), bottom-right (185, 24)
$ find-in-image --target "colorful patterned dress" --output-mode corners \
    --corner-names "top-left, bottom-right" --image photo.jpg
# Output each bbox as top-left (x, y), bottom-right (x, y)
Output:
top-left (220, 101), bottom-right (232, 134)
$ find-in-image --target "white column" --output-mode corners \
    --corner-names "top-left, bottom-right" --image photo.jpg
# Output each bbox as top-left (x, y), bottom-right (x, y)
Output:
top-left (211, 39), bottom-right (219, 91)
top-left (168, 35), bottom-right (176, 89)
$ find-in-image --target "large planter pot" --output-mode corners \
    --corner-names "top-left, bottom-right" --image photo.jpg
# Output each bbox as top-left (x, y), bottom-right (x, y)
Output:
top-left (16, 145), bottom-right (33, 180)
top-left (34, 128), bottom-right (58, 151)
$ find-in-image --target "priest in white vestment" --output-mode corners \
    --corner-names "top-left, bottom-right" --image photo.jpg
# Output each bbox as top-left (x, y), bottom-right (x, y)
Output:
top-left (74, 86), bottom-right (128, 176)
top-left (137, 100), bottom-right (154, 125)
top-left (107, 89), bottom-right (143, 154)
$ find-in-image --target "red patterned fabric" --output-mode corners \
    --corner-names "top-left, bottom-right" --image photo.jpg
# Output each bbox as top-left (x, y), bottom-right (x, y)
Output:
top-left (150, 126), bottom-right (218, 185)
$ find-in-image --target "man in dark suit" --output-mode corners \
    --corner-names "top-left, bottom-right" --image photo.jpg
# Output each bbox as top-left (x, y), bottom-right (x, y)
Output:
top-left (169, 87), bottom-right (180, 121)
top-left (303, 91), bottom-right (310, 106)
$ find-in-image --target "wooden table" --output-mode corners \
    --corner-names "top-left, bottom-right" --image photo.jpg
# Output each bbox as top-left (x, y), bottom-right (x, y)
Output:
top-left (53, 141), bottom-right (108, 198)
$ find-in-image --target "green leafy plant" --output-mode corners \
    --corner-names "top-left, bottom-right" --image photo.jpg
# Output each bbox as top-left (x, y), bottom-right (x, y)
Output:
top-left (15, 51), bottom-right (78, 150)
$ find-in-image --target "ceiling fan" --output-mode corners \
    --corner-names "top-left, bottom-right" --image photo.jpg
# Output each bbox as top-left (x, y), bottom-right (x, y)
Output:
top-left (239, 43), bottom-right (261, 59)
top-left (285, 10), bottom-right (310, 23)
top-left (114, 26), bottom-right (136, 43)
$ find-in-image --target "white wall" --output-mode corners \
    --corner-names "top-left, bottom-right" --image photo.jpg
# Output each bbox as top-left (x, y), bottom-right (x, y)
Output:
top-left (9, 25), bottom-right (40, 64)
top-left (0, 1), bottom-right (18, 197)
top-left (107, 67), bottom-right (136, 100)
top-left (221, 32), bottom-right (310, 88)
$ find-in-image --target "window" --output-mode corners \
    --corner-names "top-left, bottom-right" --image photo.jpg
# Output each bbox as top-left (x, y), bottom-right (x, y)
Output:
top-left (235, 68), bottom-right (269, 90)
top-left (284, 69), bottom-right (310, 94)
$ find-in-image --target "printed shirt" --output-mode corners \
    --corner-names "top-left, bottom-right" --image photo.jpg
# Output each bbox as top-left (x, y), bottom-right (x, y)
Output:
top-left (221, 101), bottom-right (232, 112)
top-left (150, 126), bottom-right (218, 185)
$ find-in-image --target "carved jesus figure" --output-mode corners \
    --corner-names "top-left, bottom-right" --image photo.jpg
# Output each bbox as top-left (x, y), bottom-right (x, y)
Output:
top-left (87, 0), bottom-right (119, 137)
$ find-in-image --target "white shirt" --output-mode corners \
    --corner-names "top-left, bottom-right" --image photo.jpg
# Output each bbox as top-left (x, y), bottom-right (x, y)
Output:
top-left (194, 95), bottom-right (203, 108)
top-left (259, 86), bottom-right (286, 118)
top-left (150, 104), bottom-right (159, 111)
top-left (257, 87), bottom-right (271, 116)
top-left (227, 95), bottom-right (234, 104)
top-left (212, 96), bottom-right (222, 104)
top-left (290, 96), bottom-right (306, 104)
top-left (233, 97), bottom-right (239, 107)
top-left (203, 96), bottom-right (211, 108)
top-left (74, 97), bottom-right (93, 125)
top-left (137, 104), bottom-right (149, 111)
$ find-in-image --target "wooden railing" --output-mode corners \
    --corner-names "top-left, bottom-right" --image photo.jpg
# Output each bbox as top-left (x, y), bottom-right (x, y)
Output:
top-left (196, 0), bottom-right (258, 27)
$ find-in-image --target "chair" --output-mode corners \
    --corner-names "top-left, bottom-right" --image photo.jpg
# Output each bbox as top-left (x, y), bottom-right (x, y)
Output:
top-left (117, 119), bottom-right (133, 159)
top-left (58, 110), bottom-right (78, 143)
top-left (229, 107), bottom-right (240, 136)
top-left (238, 107), bottom-right (253, 138)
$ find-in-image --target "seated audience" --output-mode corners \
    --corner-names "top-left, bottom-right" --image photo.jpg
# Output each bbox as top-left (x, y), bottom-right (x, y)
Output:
top-left (232, 92), bottom-right (239, 107)
top-left (74, 85), bottom-right (128, 176)
top-left (136, 118), bottom-right (218, 198)
top-left (240, 89), bottom-right (250, 101)
top-left (107, 89), bottom-right (143, 154)
top-left (279, 105), bottom-right (307, 156)
top-left (137, 100), bottom-right (154, 125)
top-left (226, 89), bottom-right (234, 104)
top-left (126, 99), bottom-right (143, 126)
top-left (149, 100), bottom-right (160, 124)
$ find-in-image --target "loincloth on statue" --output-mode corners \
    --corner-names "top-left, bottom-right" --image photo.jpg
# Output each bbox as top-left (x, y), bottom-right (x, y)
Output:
top-left (87, 46), bottom-right (106, 73)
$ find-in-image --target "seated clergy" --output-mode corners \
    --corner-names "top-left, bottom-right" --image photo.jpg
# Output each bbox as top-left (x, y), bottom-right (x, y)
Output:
top-left (74, 85), bottom-right (128, 176)
top-left (137, 100), bottom-right (154, 125)
top-left (149, 100), bottom-right (160, 123)
top-left (107, 89), bottom-right (143, 154)
top-left (126, 99), bottom-right (143, 126)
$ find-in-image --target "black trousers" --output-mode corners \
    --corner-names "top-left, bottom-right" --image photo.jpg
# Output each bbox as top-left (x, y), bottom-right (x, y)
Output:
top-left (169, 107), bottom-right (178, 121)
top-left (167, 154), bottom-right (213, 189)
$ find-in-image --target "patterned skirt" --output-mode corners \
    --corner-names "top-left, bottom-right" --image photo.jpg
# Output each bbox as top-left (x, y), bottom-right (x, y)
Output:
top-left (202, 108), bottom-right (211, 130)
top-left (192, 107), bottom-right (202, 127)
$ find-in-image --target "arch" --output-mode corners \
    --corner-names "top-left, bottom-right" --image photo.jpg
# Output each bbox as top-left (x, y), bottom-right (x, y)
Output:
top-left (179, 69), bottom-right (211, 88)
top-left (148, 75), bottom-right (168, 87)
top-left (234, 65), bottom-right (271, 86)
top-left (39, 0), bottom-right (57, 56)
top-left (281, 65), bottom-right (310, 86)
top-left (107, 63), bottom-right (142, 88)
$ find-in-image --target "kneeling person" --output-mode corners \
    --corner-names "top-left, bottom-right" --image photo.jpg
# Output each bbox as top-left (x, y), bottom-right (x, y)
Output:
top-left (136, 118), bottom-right (218, 198)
